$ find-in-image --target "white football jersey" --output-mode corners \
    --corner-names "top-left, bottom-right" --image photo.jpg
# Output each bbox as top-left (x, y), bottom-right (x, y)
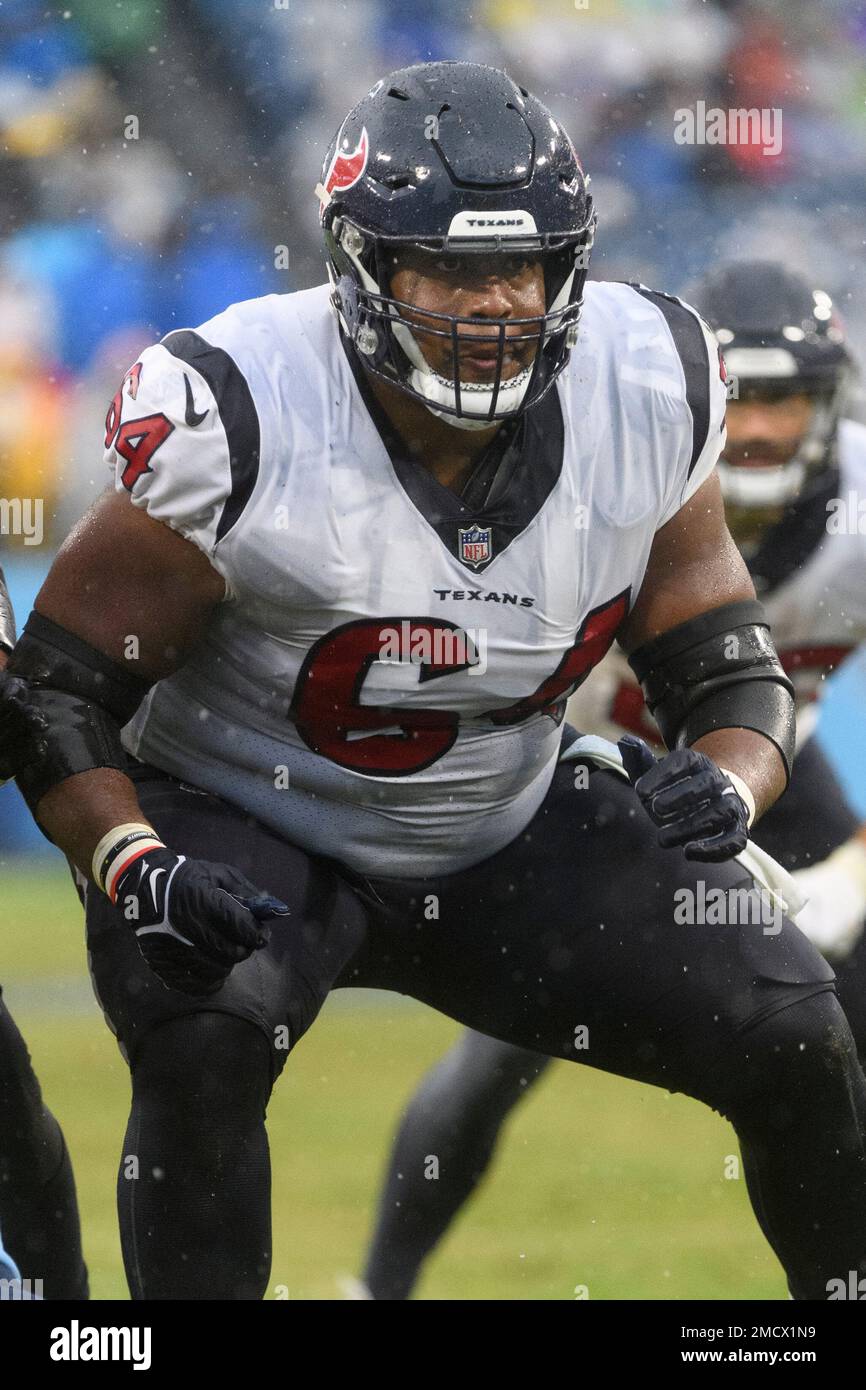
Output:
top-left (568, 418), bottom-right (866, 750)
top-left (106, 280), bottom-right (726, 875)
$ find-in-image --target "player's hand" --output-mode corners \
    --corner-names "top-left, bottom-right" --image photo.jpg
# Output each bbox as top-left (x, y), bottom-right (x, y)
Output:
top-left (0, 668), bottom-right (47, 784)
top-left (113, 847), bottom-right (290, 996)
top-left (618, 736), bottom-right (750, 863)
top-left (790, 840), bottom-right (866, 963)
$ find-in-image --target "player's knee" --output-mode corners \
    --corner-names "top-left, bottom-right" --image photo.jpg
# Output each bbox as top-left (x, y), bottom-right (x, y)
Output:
top-left (710, 989), bottom-right (859, 1128)
top-left (131, 1012), bottom-right (273, 1121)
top-left (749, 988), bottom-right (854, 1075)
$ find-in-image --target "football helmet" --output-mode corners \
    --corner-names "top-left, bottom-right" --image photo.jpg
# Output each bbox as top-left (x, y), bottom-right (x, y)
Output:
top-left (691, 261), bottom-right (852, 508)
top-left (317, 62), bottom-right (596, 430)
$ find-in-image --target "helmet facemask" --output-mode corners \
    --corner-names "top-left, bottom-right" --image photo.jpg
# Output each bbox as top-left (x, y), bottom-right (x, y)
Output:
top-left (326, 214), bottom-right (595, 430)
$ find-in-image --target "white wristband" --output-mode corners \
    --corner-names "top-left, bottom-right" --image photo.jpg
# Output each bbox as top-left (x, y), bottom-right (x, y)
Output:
top-left (91, 821), bottom-right (164, 898)
top-left (719, 768), bottom-right (756, 828)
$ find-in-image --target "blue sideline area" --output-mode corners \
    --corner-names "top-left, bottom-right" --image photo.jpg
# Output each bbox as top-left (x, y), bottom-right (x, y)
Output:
top-left (1, 553), bottom-right (866, 859)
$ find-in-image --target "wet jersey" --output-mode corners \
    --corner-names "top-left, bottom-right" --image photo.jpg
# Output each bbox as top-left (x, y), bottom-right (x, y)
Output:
top-left (568, 418), bottom-right (866, 750)
top-left (105, 280), bottom-right (726, 875)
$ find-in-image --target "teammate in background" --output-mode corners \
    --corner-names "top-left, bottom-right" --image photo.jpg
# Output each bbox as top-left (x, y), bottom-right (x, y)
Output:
top-left (2, 66), bottom-right (866, 1301)
top-left (0, 566), bottom-right (88, 1299)
top-left (360, 261), bottom-right (866, 1301)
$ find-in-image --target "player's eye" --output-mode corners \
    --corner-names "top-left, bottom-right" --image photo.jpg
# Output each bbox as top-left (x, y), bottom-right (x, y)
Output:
top-left (503, 255), bottom-right (539, 277)
top-left (434, 255), bottom-right (536, 278)
top-left (433, 255), bottom-right (466, 274)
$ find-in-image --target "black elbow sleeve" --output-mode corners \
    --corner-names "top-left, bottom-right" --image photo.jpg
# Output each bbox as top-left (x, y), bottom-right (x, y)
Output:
top-left (628, 600), bottom-right (796, 783)
top-left (5, 611), bottom-right (153, 813)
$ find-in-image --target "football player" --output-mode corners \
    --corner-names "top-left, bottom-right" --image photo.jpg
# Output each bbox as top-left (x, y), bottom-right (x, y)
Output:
top-left (2, 65), bottom-right (866, 1301)
top-left (360, 261), bottom-right (866, 1300)
top-left (0, 566), bottom-right (89, 1299)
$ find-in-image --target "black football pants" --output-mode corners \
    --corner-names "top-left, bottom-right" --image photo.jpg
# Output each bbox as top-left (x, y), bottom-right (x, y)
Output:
top-left (364, 735), bottom-right (866, 1298)
top-left (84, 743), bottom-right (866, 1299)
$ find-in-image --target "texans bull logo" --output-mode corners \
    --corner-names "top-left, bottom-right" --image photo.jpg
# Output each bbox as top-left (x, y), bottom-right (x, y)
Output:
top-left (318, 127), bottom-right (369, 221)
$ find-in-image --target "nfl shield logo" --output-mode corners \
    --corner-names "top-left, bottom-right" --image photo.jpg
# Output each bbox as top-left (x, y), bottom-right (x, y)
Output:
top-left (458, 524), bottom-right (492, 569)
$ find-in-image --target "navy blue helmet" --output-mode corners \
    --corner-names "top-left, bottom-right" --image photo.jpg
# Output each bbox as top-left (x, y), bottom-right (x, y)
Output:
top-left (690, 261), bottom-right (852, 508)
top-left (317, 61), bottom-right (596, 429)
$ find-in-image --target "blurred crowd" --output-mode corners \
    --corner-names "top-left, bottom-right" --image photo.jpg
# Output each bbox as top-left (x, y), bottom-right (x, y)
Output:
top-left (2, 0), bottom-right (866, 542)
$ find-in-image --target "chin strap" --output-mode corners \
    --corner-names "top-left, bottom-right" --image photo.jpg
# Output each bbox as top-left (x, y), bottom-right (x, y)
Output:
top-left (408, 362), bottom-right (536, 431)
top-left (717, 458), bottom-right (807, 509)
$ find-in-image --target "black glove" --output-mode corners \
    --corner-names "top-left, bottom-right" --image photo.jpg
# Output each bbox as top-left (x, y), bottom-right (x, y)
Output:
top-left (113, 847), bottom-right (290, 996)
top-left (0, 668), bottom-right (47, 783)
top-left (618, 735), bottom-right (750, 863)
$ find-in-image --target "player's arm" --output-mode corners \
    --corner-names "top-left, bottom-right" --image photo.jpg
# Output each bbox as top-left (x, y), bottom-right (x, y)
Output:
top-left (616, 467), bottom-right (793, 824)
top-left (4, 492), bottom-right (287, 994)
top-left (603, 291), bottom-right (796, 863)
top-left (13, 487), bottom-right (224, 865)
top-left (0, 342), bottom-right (288, 993)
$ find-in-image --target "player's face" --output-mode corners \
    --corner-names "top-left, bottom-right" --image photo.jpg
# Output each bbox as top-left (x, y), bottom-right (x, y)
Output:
top-left (724, 392), bottom-right (814, 470)
top-left (723, 391), bottom-right (815, 545)
top-left (387, 249), bottom-right (547, 384)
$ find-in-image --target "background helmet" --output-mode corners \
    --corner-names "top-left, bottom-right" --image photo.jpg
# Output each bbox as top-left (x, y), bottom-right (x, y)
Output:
top-left (690, 260), bottom-right (852, 508)
top-left (317, 61), bottom-right (596, 430)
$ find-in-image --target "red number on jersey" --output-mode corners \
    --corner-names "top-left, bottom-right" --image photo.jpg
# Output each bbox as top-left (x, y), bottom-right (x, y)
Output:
top-left (105, 362), bottom-right (143, 447)
top-left (115, 414), bottom-right (175, 491)
top-left (485, 588), bottom-right (630, 725)
top-left (290, 618), bottom-right (466, 775)
top-left (290, 590), bottom-right (629, 776)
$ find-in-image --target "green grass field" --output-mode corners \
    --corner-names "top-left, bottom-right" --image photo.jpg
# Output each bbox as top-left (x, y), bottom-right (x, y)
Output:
top-left (1, 859), bottom-right (784, 1299)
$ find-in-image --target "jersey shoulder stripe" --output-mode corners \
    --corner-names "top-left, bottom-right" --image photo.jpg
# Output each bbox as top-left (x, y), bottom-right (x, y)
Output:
top-left (629, 285), bottom-right (713, 478)
top-left (161, 329), bottom-right (260, 543)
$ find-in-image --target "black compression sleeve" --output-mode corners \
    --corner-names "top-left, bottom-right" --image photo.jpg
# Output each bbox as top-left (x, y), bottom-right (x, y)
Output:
top-left (628, 601), bottom-right (796, 781)
top-left (7, 611), bottom-right (151, 721)
top-left (6, 613), bottom-right (153, 818)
